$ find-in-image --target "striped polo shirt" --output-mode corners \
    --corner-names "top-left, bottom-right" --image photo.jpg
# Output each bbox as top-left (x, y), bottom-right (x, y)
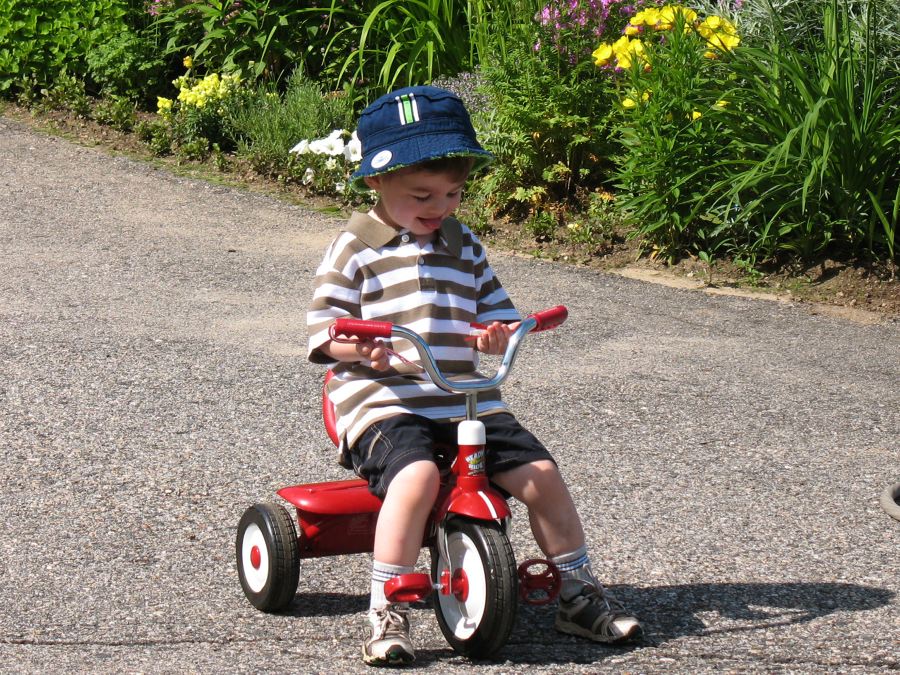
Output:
top-left (307, 211), bottom-right (521, 447)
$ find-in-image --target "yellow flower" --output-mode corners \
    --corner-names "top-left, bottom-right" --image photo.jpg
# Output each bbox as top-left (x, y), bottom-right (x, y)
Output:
top-left (156, 96), bottom-right (173, 115)
top-left (592, 42), bottom-right (614, 67)
top-left (624, 24), bottom-right (641, 36)
top-left (692, 110), bottom-right (703, 120)
top-left (596, 190), bottom-right (615, 202)
top-left (622, 89), bottom-right (650, 109)
top-left (715, 99), bottom-right (729, 108)
top-left (614, 38), bottom-right (646, 70)
top-left (699, 15), bottom-right (741, 52)
top-left (658, 5), bottom-right (698, 30)
top-left (630, 7), bottom-right (661, 27)
top-left (183, 55), bottom-right (193, 69)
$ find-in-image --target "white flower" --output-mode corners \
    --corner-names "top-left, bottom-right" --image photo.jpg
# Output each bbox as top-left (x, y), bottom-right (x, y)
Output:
top-left (310, 131), bottom-right (345, 157)
top-left (334, 181), bottom-right (346, 193)
top-left (290, 139), bottom-right (310, 154)
top-left (325, 158), bottom-right (338, 170)
top-left (344, 130), bottom-right (362, 163)
top-left (302, 167), bottom-right (315, 185)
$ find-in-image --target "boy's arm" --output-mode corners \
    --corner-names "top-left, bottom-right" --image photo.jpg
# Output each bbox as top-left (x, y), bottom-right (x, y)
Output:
top-left (470, 233), bottom-right (521, 325)
top-left (308, 233), bottom-right (366, 365)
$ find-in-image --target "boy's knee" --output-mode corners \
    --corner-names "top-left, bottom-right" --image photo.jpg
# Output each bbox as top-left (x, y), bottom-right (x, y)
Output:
top-left (392, 459), bottom-right (441, 495)
top-left (523, 459), bottom-right (563, 485)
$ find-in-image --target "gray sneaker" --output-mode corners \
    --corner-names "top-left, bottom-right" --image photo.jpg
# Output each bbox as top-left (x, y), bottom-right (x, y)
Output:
top-left (363, 604), bottom-right (415, 667)
top-left (555, 583), bottom-right (643, 644)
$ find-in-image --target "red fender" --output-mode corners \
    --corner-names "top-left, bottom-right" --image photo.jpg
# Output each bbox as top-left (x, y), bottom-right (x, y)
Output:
top-left (322, 370), bottom-right (339, 447)
top-left (436, 476), bottom-right (510, 522)
top-left (278, 478), bottom-right (381, 515)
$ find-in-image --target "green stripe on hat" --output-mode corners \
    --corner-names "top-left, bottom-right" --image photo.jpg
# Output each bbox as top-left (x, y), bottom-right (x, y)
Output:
top-left (398, 94), bottom-right (417, 125)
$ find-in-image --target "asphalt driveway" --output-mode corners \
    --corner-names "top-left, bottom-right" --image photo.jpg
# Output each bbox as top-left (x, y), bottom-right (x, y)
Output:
top-left (1, 117), bottom-right (898, 673)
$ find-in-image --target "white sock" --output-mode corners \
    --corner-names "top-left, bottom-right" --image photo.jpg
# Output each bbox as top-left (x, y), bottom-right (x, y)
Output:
top-left (370, 560), bottom-right (415, 613)
top-left (551, 545), bottom-right (598, 601)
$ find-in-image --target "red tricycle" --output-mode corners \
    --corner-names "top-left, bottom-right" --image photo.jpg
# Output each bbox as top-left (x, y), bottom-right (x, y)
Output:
top-left (236, 306), bottom-right (569, 659)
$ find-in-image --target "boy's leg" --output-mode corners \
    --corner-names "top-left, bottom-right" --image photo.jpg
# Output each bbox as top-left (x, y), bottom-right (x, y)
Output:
top-left (365, 461), bottom-right (440, 666)
top-left (352, 417), bottom-right (441, 666)
top-left (491, 457), bottom-right (642, 644)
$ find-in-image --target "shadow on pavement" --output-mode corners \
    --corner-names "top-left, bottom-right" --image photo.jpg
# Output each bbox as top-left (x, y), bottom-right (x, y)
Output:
top-left (499, 581), bottom-right (894, 664)
top-left (632, 581), bottom-right (894, 641)
top-left (278, 581), bottom-right (892, 665)
top-left (284, 592), bottom-right (369, 617)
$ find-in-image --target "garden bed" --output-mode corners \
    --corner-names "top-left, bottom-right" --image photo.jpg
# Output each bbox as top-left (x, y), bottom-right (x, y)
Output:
top-left (4, 101), bottom-right (896, 323)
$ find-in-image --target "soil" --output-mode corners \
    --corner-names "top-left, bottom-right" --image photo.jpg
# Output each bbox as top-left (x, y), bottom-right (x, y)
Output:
top-left (4, 101), bottom-right (897, 324)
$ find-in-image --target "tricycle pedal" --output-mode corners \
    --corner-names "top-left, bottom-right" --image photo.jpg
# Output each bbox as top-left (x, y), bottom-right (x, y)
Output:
top-left (384, 573), bottom-right (435, 603)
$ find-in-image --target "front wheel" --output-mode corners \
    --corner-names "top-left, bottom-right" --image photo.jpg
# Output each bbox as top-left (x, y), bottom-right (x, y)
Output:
top-left (431, 518), bottom-right (518, 659)
top-left (236, 502), bottom-right (300, 612)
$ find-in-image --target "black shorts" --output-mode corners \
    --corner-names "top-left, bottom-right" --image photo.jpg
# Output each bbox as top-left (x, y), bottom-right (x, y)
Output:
top-left (350, 412), bottom-right (555, 499)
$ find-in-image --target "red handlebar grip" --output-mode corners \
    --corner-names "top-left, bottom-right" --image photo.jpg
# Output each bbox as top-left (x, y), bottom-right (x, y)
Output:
top-left (529, 305), bottom-right (568, 332)
top-left (333, 318), bottom-right (393, 340)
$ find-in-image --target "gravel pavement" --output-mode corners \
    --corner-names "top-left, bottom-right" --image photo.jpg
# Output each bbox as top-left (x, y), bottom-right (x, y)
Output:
top-left (1, 117), bottom-right (898, 673)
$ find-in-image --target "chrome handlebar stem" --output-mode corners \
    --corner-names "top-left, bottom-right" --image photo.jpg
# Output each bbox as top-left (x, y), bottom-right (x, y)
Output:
top-left (390, 316), bottom-right (539, 396)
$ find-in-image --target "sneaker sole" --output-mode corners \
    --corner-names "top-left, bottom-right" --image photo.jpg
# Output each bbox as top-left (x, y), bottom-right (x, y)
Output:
top-left (554, 616), bottom-right (643, 644)
top-left (362, 644), bottom-right (415, 667)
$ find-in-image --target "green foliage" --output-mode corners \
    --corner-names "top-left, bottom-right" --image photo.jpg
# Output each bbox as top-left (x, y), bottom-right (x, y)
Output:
top-left (320, 0), bottom-right (498, 93)
top-left (225, 70), bottom-right (355, 176)
top-left (85, 29), bottom-right (166, 102)
top-left (151, 71), bottom-right (245, 159)
top-left (609, 7), bottom-right (739, 262)
top-left (151, 0), bottom-right (307, 80)
top-left (579, 190), bottom-right (624, 245)
top-left (709, 0), bottom-right (899, 263)
top-left (0, 0), bottom-right (130, 95)
top-left (93, 95), bottom-right (138, 131)
top-left (524, 209), bottom-right (557, 240)
top-left (35, 72), bottom-right (93, 116)
top-left (472, 10), bottom-right (624, 225)
top-left (135, 118), bottom-right (173, 155)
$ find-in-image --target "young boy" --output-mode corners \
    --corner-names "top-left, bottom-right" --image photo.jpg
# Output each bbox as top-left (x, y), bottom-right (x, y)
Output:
top-left (307, 85), bottom-right (641, 666)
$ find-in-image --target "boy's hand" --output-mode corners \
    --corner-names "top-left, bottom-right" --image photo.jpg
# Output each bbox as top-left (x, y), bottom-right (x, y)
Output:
top-left (356, 339), bottom-right (390, 371)
top-left (475, 321), bottom-right (520, 355)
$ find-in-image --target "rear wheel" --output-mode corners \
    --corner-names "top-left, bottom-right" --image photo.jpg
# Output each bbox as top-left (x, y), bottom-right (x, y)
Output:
top-left (236, 503), bottom-right (300, 612)
top-left (431, 518), bottom-right (518, 659)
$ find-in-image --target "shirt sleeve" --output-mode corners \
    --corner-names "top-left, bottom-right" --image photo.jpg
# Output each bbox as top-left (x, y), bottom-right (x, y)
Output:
top-left (471, 233), bottom-right (521, 324)
top-left (307, 233), bottom-right (362, 365)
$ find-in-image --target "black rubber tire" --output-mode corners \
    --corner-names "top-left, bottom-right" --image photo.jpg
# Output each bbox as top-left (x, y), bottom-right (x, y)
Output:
top-left (431, 518), bottom-right (518, 659)
top-left (236, 502), bottom-right (300, 612)
top-left (880, 482), bottom-right (900, 522)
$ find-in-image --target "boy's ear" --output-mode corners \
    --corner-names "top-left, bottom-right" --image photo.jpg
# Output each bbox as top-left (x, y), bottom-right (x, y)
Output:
top-left (363, 175), bottom-right (382, 190)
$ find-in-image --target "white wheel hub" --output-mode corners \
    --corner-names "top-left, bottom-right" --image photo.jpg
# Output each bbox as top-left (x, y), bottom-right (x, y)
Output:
top-left (241, 522), bottom-right (269, 593)
top-left (437, 531), bottom-right (487, 639)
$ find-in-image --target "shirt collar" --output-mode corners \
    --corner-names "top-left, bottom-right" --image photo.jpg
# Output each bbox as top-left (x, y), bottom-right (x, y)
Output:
top-left (346, 211), bottom-right (463, 257)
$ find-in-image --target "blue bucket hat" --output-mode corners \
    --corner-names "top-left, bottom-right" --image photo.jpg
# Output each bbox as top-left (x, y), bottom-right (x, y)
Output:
top-left (349, 85), bottom-right (493, 192)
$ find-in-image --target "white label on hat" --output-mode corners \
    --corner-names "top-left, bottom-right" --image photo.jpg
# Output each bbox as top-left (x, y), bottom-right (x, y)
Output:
top-left (371, 150), bottom-right (393, 169)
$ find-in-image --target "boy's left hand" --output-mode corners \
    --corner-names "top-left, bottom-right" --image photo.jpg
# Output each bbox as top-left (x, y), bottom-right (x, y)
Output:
top-left (475, 321), bottom-right (520, 355)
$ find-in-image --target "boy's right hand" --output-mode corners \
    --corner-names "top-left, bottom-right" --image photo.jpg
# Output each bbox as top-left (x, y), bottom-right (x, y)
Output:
top-left (355, 339), bottom-right (390, 371)
top-left (321, 336), bottom-right (391, 370)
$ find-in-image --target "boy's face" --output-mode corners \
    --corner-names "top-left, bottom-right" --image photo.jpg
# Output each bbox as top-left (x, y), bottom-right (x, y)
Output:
top-left (364, 167), bottom-right (468, 239)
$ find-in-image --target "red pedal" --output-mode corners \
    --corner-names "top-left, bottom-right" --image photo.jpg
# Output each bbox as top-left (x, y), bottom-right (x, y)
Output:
top-left (384, 573), bottom-right (434, 603)
top-left (517, 559), bottom-right (561, 605)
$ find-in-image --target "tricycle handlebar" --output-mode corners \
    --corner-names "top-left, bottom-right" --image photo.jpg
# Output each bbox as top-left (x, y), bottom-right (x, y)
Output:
top-left (332, 305), bottom-right (568, 395)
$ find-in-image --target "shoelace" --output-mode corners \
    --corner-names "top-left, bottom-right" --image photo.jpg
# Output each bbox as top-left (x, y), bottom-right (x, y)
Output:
top-left (581, 585), bottom-right (628, 615)
top-left (372, 606), bottom-right (408, 640)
